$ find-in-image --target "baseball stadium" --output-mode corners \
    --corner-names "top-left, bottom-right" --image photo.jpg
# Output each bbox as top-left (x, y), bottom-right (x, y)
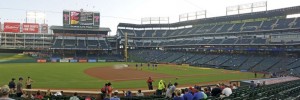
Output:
top-left (1, 0), bottom-right (300, 100)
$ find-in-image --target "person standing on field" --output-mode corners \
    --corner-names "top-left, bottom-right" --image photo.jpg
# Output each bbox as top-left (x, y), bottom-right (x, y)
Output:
top-left (152, 64), bottom-right (155, 70)
top-left (157, 80), bottom-right (165, 95)
top-left (26, 77), bottom-right (34, 89)
top-left (147, 63), bottom-right (150, 69)
top-left (147, 77), bottom-right (154, 90)
top-left (140, 63), bottom-right (143, 70)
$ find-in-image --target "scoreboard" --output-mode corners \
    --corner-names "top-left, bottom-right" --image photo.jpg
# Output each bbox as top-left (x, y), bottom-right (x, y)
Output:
top-left (63, 10), bottom-right (100, 29)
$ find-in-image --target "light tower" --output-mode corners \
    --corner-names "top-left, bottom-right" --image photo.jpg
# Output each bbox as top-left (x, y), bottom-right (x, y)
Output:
top-left (124, 32), bottom-right (128, 62)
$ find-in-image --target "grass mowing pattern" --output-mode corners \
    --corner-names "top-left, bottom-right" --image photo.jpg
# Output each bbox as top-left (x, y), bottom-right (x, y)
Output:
top-left (0, 62), bottom-right (260, 89)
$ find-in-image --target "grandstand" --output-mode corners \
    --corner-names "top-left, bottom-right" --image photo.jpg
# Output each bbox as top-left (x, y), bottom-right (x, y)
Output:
top-left (49, 26), bottom-right (123, 62)
top-left (1, 1), bottom-right (300, 100)
top-left (118, 6), bottom-right (300, 76)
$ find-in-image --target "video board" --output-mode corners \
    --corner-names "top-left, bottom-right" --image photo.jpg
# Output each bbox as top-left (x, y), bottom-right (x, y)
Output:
top-left (63, 10), bottom-right (100, 28)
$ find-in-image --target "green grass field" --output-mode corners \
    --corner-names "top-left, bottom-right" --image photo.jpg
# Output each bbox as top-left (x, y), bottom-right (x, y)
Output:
top-left (0, 62), bottom-right (262, 90)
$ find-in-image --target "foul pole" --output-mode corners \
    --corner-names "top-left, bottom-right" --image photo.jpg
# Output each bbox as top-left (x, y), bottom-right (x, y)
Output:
top-left (124, 32), bottom-right (128, 62)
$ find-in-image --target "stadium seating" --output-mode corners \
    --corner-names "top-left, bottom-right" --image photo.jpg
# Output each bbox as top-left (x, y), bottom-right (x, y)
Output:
top-left (259, 20), bottom-right (277, 30)
top-left (239, 56), bottom-right (264, 71)
top-left (77, 40), bottom-right (86, 48)
top-left (205, 55), bottom-right (231, 67)
top-left (52, 39), bottom-right (63, 48)
top-left (129, 49), bottom-right (300, 76)
top-left (207, 25), bottom-right (222, 33)
top-left (99, 40), bottom-right (109, 49)
top-left (251, 57), bottom-right (281, 72)
top-left (274, 18), bottom-right (295, 29)
top-left (235, 39), bottom-right (252, 44)
top-left (135, 30), bottom-right (145, 37)
top-left (222, 55), bottom-right (248, 70)
top-left (153, 30), bottom-right (166, 37)
top-left (229, 23), bottom-right (243, 32)
top-left (242, 21), bottom-right (261, 32)
top-left (267, 58), bottom-right (299, 72)
top-left (87, 40), bottom-right (99, 46)
top-left (252, 38), bottom-right (267, 44)
top-left (63, 39), bottom-right (77, 48)
top-left (217, 24), bottom-right (233, 33)
top-left (292, 18), bottom-right (300, 28)
top-left (222, 38), bottom-right (238, 44)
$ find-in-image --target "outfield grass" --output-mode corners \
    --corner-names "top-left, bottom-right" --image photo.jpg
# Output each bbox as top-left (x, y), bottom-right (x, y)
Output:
top-left (0, 53), bottom-right (32, 60)
top-left (0, 62), bottom-right (261, 90)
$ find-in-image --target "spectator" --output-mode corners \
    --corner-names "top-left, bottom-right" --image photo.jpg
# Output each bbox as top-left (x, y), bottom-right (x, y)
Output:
top-left (0, 85), bottom-right (14, 100)
top-left (16, 77), bottom-right (24, 97)
top-left (34, 90), bottom-right (44, 100)
top-left (25, 77), bottom-right (34, 89)
top-left (123, 90), bottom-right (132, 97)
top-left (221, 85), bottom-right (232, 97)
top-left (193, 86), bottom-right (207, 100)
top-left (250, 81), bottom-right (256, 89)
top-left (146, 77), bottom-right (154, 90)
top-left (173, 89), bottom-right (183, 100)
top-left (110, 90), bottom-right (120, 100)
top-left (101, 83), bottom-right (108, 99)
top-left (166, 82), bottom-right (178, 98)
top-left (220, 83), bottom-right (225, 90)
top-left (85, 96), bottom-right (92, 100)
top-left (211, 84), bottom-right (222, 97)
top-left (207, 86), bottom-right (211, 92)
top-left (69, 92), bottom-right (80, 100)
top-left (232, 84), bottom-right (238, 89)
top-left (180, 89), bottom-right (185, 97)
top-left (54, 91), bottom-right (63, 96)
top-left (45, 89), bottom-right (52, 97)
top-left (103, 95), bottom-right (110, 100)
top-left (8, 78), bottom-right (16, 94)
top-left (106, 82), bottom-right (113, 98)
top-left (204, 88), bottom-right (211, 96)
top-left (157, 80), bottom-right (165, 95)
top-left (183, 88), bottom-right (193, 100)
top-left (257, 81), bottom-right (262, 87)
top-left (262, 81), bottom-right (266, 86)
top-left (188, 87), bottom-right (196, 95)
top-left (136, 90), bottom-right (144, 97)
top-left (21, 92), bottom-right (34, 99)
top-left (167, 81), bottom-right (173, 88)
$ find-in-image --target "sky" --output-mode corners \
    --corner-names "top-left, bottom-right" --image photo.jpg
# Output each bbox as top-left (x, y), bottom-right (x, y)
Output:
top-left (0, 0), bottom-right (300, 36)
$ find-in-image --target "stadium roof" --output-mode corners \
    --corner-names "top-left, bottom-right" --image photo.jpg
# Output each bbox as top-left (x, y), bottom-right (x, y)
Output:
top-left (118, 5), bottom-right (300, 28)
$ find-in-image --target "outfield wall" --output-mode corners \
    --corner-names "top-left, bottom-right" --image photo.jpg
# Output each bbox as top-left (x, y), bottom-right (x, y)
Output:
top-left (36, 58), bottom-right (125, 63)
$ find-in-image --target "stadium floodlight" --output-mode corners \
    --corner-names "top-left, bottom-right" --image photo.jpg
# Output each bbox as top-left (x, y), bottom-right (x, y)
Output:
top-left (226, 6), bottom-right (239, 12)
top-left (179, 10), bottom-right (206, 22)
top-left (253, 1), bottom-right (267, 8)
top-left (226, 1), bottom-right (267, 15)
top-left (26, 12), bottom-right (46, 23)
top-left (141, 17), bottom-right (169, 24)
